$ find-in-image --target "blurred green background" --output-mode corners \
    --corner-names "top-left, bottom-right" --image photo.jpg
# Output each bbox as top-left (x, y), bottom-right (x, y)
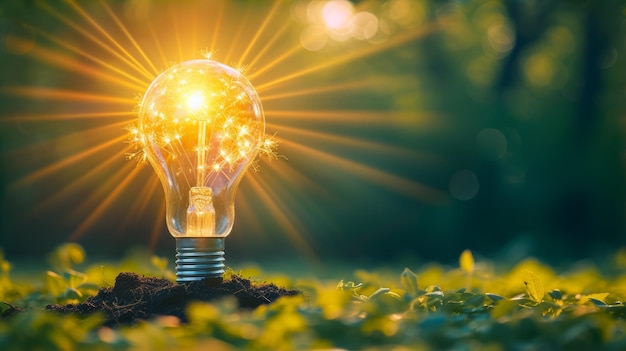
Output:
top-left (1, 0), bottom-right (625, 266)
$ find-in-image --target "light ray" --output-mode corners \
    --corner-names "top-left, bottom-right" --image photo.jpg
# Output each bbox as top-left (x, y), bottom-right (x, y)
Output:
top-left (9, 130), bottom-right (128, 189)
top-left (266, 109), bottom-right (437, 126)
top-left (210, 1), bottom-right (225, 53)
top-left (148, 22), bottom-right (169, 69)
top-left (169, 3), bottom-right (185, 62)
top-left (2, 111), bottom-right (131, 122)
top-left (31, 146), bottom-right (131, 216)
top-left (267, 123), bottom-right (442, 163)
top-left (69, 161), bottom-right (142, 240)
top-left (98, 0), bottom-right (160, 76)
top-left (34, 29), bottom-right (149, 87)
top-left (120, 173), bottom-right (160, 238)
top-left (255, 23), bottom-right (439, 92)
top-left (65, 0), bottom-right (154, 78)
top-left (281, 139), bottom-right (446, 203)
top-left (261, 156), bottom-right (335, 200)
top-left (260, 77), bottom-right (401, 101)
top-left (5, 120), bottom-right (129, 160)
top-left (2, 87), bottom-right (137, 105)
top-left (190, 3), bottom-right (198, 56)
top-left (247, 43), bottom-right (302, 81)
top-left (237, 0), bottom-right (283, 67)
top-left (2, 0), bottom-right (450, 258)
top-left (38, 1), bottom-right (153, 80)
top-left (10, 37), bottom-right (146, 91)
top-left (235, 189), bottom-right (264, 238)
top-left (223, 7), bottom-right (253, 64)
top-left (245, 15), bottom-right (293, 72)
top-left (248, 175), bottom-right (317, 260)
top-left (147, 207), bottom-right (166, 252)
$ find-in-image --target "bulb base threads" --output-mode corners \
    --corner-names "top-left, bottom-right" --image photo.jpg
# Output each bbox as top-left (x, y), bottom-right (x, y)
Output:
top-left (175, 237), bottom-right (225, 284)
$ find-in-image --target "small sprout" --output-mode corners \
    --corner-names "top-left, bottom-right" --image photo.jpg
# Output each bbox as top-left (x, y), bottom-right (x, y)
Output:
top-left (579, 293), bottom-right (610, 305)
top-left (151, 256), bottom-right (169, 271)
top-left (463, 294), bottom-right (486, 308)
top-left (486, 293), bottom-right (505, 302)
top-left (368, 288), bottom-right (390, 301)
top-left (425, 291), bottom-right (444, 298)
top-left (548, 289), bottom-right (563, 302)
top-left (400, 268), bottom-right (419, 296)
top-left (523, 270), bottom-right (544, 303)
top-left (48, 243), bottom-right (86, 270)
top-left (460, 249), bottom-right (475, 273)
top-left (588, 297), bottom-right (607, 307)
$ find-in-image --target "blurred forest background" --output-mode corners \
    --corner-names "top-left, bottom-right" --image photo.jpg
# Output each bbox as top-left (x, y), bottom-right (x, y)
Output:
top-left (1, 0), bottom-right (625, 267)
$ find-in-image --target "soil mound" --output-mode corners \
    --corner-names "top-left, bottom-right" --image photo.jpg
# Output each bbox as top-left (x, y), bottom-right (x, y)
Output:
top-left (46, 272), bottom-right (300, 327)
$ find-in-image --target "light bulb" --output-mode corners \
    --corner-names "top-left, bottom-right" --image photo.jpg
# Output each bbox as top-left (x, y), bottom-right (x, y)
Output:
top-left (135, 59), bottom-right (264, 283)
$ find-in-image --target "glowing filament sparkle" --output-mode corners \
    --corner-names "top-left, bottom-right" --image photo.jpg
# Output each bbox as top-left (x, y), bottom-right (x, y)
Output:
top-left (186, 92), bottom-right (205, 111)
top-left (128, 59), bottom-right (273, 281)
top-left (135, 59), bottom-right (264, 238)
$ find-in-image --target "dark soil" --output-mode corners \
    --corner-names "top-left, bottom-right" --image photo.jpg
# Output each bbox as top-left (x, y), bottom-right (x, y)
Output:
top-left (45, 272), bottom-right (300, 327)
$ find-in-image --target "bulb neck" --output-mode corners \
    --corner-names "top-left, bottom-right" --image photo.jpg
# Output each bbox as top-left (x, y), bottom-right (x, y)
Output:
top-left (175, 237), bottom-right (225, 284)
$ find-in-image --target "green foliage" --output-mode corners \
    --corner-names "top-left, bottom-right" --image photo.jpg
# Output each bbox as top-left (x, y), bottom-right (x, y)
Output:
top-left (2, 245), bottom-right (626, 350)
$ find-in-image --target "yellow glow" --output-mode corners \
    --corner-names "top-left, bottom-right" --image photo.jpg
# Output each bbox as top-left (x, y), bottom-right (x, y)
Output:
top-left (186, 91), bottom-right (204, 111)
top-left (322, 0), bottom-right (354, 29)
top-left (132, 59), bottom-right (268, 239)
top-left (4, 0), bottom-right (444, 258)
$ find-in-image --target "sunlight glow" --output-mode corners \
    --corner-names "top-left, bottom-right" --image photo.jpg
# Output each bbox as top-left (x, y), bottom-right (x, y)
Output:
top-left (1, 0), bottom-right (445, 257)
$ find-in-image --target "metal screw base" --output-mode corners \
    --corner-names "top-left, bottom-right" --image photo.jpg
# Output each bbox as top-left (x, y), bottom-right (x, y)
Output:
top-left (175, 237), bottom-right (225, 284)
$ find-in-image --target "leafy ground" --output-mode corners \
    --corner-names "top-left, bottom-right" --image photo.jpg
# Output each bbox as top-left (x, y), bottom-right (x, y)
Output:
top-left (1, 244), bottom-right (626, 350)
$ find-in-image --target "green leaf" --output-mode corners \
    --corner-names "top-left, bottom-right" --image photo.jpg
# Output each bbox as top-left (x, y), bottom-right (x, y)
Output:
top-left (48, 243), bottom-right (85, 269)
top-left (460, 249), bottom-right (475, 273)
top-left (491, 299), bottom-right (518, 318)
top-left (523, 270), bottom-right (544, 303)
top-left (400, 268), bottom-right (419, 295)
top-left (62, 287), bottom-right (83, 300)
top-left (425, 291), bottom-right (444, 298)
top-left (151, 256), bottom-right (169, 271)
top-left (588, 297), bottom-right (607, 307)
top-left (368, 287), bottom-right (390, 301)
top-left (548, 289), bottom-right (563, 301)
top-left (486, 293), bottom-right (505, 302)
top-left (463, 294), bottom-right (486, 308)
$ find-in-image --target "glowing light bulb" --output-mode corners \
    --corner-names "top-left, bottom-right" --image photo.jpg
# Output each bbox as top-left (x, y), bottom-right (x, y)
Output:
top-left (136, 59), bottom-right (264, 283)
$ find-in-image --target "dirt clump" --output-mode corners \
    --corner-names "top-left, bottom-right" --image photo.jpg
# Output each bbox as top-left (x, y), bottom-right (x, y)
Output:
top-left (45, 272), bottom-right (300, 327)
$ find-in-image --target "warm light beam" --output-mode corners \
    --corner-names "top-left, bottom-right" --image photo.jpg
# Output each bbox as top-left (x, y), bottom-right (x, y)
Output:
top-left (9, 130), bottom-right (128, 189)
top-left (65, 0), bottom-right (154, 79)
top-left (2, 111), bottom-right (131, 122)
top-left (281, 139), bottom-right (446, 203)
top-left (248, 175), bottom-right (317, 260)
top-left (237, 0), bottom-right (284, 67)
top-left (98, 0), bottom-right (160, 76)
top-left (69, 162), bottom-right (142, 240)
top-left (254, 23), bottom-right (439, 92)
top-left (38, 1), bottom-right (153, 81)
top-left (2, 87), bottom-right (137, 105)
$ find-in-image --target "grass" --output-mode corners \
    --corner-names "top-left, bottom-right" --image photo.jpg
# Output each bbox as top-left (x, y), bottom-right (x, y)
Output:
top-left (1, 244), bottom-right (626, 350)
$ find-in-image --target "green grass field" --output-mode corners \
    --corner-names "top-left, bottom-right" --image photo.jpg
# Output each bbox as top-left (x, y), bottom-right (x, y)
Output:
top-left (2, 244), bottom-right (626, 350)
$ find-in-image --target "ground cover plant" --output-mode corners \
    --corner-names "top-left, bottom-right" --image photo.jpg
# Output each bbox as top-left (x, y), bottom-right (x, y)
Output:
top-left (2, 244), bottom-right (626, 350)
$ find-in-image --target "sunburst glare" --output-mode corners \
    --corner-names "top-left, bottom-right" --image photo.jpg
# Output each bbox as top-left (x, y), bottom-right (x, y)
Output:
top-left (0, 0), bottom-right (449, 262)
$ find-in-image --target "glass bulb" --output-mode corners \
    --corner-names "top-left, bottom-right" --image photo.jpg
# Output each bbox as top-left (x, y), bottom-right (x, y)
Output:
top-left (137, 59), bottom-right (264, 282)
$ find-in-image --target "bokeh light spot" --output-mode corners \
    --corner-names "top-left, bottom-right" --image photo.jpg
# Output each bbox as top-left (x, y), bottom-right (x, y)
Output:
top-left (476, 128), bottom-right (507, 161)
top-left (300, 25), bottom-right (328, 51)
top-left (351, 12), bottom-right (378, 40)
top-left (449, 169), bottom-right (479, 201)
top-left (322, 0), bottom-right (354, 30)
top-left (389, 0), bottom-right (410, 21)
top-left (487, 23), bottom-right (515, 54)
top-left (523, 54), bottom-right (555, 87)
